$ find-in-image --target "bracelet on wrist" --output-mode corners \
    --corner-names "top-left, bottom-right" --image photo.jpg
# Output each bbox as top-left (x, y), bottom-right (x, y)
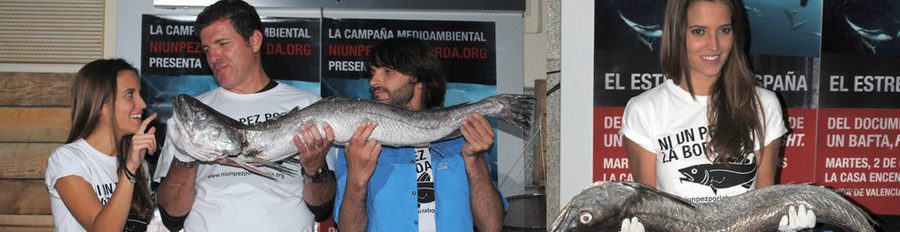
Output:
top-left (301, 166), bottom-right (334, 183)
top-left (174, 158), bottom-right (198, 168)
top-left (123, 167), bottom-right (137, 184)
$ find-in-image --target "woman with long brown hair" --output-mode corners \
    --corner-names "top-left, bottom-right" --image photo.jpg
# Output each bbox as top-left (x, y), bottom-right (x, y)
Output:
top-left (619, 0), bottom-right (814, 231)
top-left (45, 58), bottom-right (157, 231)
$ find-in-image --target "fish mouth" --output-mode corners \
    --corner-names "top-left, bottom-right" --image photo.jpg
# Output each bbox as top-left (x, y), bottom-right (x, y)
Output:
top-left (679, 172), bottom-right (694, 183)
top-left (172, 114), bottom-right (191, 138)
top-left (170, 96), bottom-right (193, 136)
top-left (171, 94), bottom-right (187, 110)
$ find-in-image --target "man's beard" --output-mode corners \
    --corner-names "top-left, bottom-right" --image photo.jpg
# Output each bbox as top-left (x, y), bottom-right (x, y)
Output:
top-left (370, 84), bottom-right (414, 107)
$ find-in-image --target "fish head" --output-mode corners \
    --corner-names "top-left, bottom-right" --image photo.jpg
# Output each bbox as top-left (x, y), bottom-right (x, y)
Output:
top-left (550, 181), bottom-right (644, 232)
top-left (171, 94), bottom-right (243, 160)
top-left (678, 166), bottom-right (705, 183)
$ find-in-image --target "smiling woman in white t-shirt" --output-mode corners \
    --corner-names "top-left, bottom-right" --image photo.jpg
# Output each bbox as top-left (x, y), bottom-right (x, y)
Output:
top-left (618, 0), bottom-right (814, 231)
top-left (45, 59), bottom-right (157, 232)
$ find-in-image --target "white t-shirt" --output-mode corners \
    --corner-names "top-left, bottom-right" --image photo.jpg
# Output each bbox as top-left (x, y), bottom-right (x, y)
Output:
top-left (414, 147), bottom-right (436, 231)
top-left (45, 139), bottom-right (151, 232)
top-left (620, 79), bottom-right (787, 203)
top-left (154, 83), bottom-right (335, 232)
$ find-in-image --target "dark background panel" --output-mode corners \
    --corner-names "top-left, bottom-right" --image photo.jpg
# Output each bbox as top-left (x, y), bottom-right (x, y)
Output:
top-left (750, 55), bottom-right (820, 108)
top-left (819, 53), bottom-right (900, 108)
top-left (593, 49), bottom-right (663, 107)
top-left (261, 17), bottom-right (321, 82)
top-left (822, 0), bottom-right (900, 56)
top-left (142, 15), bottom-right (210, 76)
top-left (594, 0), bottom-right (666, 53)
top-left (321, 18), bottom-right (496, 85)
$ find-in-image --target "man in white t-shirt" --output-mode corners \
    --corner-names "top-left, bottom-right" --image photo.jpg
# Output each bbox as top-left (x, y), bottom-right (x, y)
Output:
top-left (154, 1), bottom-right (336, 231)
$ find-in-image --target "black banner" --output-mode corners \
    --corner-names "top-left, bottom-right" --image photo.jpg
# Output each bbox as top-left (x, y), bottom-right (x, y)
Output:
top-left (321, 18), bottom-right (496, 99)
top-left (142, 15), bottom-right (208, 76)
top-left (750, 55), bottom-right (819, 108)
top-left (819, 53), bottom-right (900, 108)
top-left (141, 15), bottom-right (320, 81)
top-left (261, 17), bottom-right (320, 82)
top-left (593, 49), bottom-right (663, 107)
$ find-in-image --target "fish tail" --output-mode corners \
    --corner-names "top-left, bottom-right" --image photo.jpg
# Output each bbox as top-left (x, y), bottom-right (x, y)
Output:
top-left (791, 185), bottom-right (878, 232)
top-left (483, 94), bottom-right (535, 131)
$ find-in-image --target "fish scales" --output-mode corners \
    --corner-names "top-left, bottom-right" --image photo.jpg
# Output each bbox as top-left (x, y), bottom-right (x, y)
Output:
top-left (550, 181), bottom-right (876, 232)
top-left (709, 185), bottom-right (875, 232)
top-left (244, 98), bottom-right (463, 161)
top-left (171, 94), bottom-right (534, 177)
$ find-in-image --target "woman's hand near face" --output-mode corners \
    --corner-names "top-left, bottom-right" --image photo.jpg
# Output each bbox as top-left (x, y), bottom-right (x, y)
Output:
top-left (127, 113), bottom-right (157, 173)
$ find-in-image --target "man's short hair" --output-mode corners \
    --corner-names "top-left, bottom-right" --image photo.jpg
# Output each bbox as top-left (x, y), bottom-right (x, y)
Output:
top-left (368, 38), bottom-right (447, 109)
top-left (195, 0), bottom-right (263, 42)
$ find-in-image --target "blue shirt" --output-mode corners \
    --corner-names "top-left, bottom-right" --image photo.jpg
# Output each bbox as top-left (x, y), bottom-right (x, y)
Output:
top-left (333, 137), bottom-right (504, 231)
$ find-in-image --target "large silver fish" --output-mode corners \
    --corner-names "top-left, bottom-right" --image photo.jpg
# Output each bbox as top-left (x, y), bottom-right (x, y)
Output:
top-left (171, 94), bottom-right (533, 176)
top-left (550, 181), bottom-right (877, 232)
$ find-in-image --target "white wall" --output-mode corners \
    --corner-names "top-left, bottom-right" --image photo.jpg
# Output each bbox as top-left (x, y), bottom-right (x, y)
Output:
top-left (523, 0), bottom-right (547, 89)
top-left (559, 0), bottom-right (594, 208)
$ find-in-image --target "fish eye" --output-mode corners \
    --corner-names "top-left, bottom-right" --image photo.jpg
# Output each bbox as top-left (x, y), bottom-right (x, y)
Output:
top-left (578, 211), bottom-right (593, 224)
top-left (197, 112), bottom-right (208, 120)
top-left (691, 168), bottom-right (697, 174)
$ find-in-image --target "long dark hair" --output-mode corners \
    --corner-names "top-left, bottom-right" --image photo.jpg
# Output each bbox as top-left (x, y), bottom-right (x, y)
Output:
top-left (368, 38), bottom-right (447, 109)
top-left (68, 59), bottom-right (153, 222)
top-left (117, 134), bottom-right (153, 222)
top-left (659, 0), bottom-right (764, 163)
top-left (68, 59), bottom-right (137, 143)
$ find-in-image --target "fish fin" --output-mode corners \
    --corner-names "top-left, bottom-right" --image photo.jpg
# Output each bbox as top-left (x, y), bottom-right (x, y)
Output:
top-left (251, 157), bottom-right (297, 176)
top-left (441, 100), bottom-right (475, 111)
top-left (240, 156), bottom-right (297, 176)
top-left (635, 33), bottom-right (652, 50)
top-left (711, 186), bottom-right (718, 194)
top-left (283, 156), bottom-right (302, 164)
top-left (227, 159), bottom-right (277, 180)
top-left (741, 181), bottom-right (753, 189)
top-left (319, 95), bottom-right (345, 102)
top-left (481, 94), bottom-right (535, 132)
top-left (710, 176), bottom-right (724, 185)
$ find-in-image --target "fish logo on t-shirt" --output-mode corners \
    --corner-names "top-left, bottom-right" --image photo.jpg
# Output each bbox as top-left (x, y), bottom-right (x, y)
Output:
top-left (417, 173), bottom-right (435, 208)
top-left (678, 162), bottom-right (757, 194)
